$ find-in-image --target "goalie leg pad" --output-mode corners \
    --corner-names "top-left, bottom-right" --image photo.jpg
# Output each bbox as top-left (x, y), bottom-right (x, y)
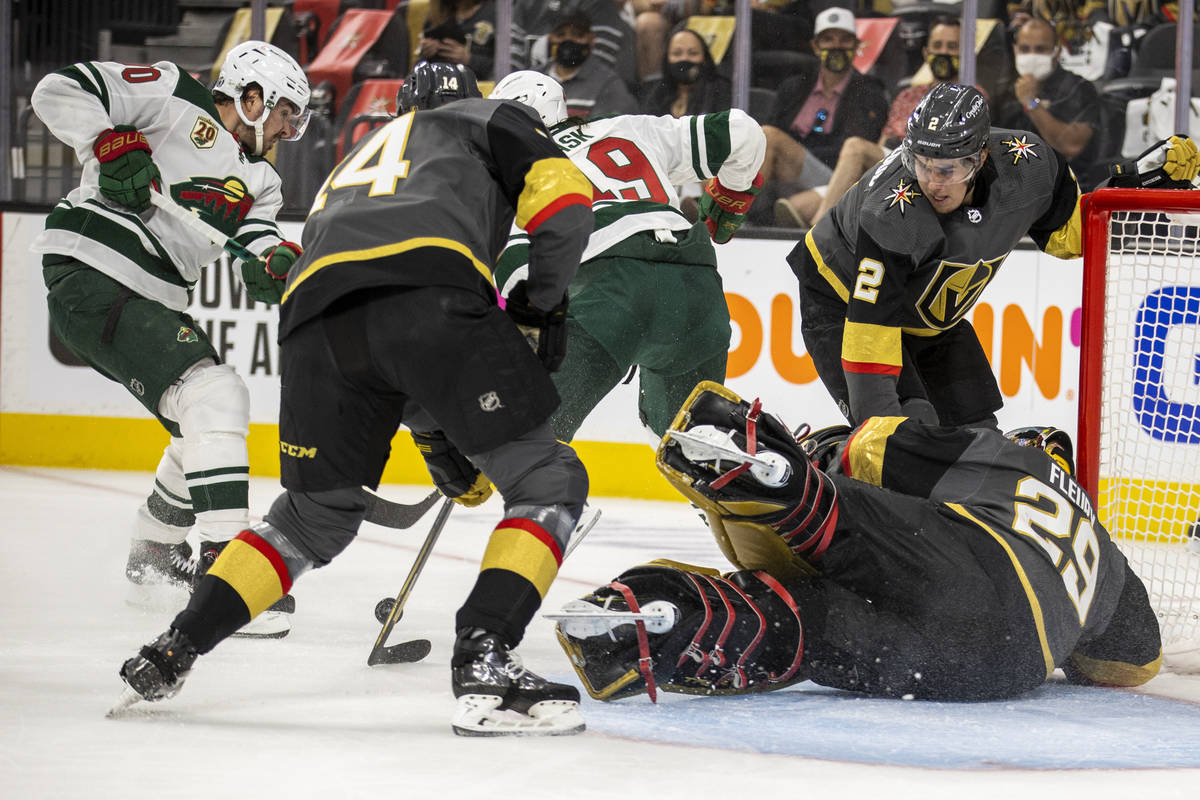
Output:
top-left (656, 381), bottom-right (838, 574)
top-left (555, 562), bottom-right (805, 701)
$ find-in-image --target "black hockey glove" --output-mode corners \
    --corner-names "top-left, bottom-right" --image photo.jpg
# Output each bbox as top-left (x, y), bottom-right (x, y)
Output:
top-left (1108, 135), bottom-right (1200, 189)
top-left (94, 126), bottom-right (161, 213)
top-left (411, 430), bottom-right (493, 507)
top-left (505, 280), bottom-right (569, 372)
top-left (241, 242), bottom-right (301, 305)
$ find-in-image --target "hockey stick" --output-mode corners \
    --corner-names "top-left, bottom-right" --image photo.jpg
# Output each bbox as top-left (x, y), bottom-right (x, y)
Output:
top-left (367, 496), bottom-right (455, 666)
top-left (363, 488), bottom-right (440, 529)
top-left (148, 189), bottom-right (256, 262)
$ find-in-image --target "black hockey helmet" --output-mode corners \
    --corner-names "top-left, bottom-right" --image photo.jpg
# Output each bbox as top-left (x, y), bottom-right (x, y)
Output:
top-left (1004, 426), bottom-right (1075, 477)
top-left (902, 83), bottom-right (989, 182)
top-left (798, 424), bottom-right (852, 471)
top-left (396, 61), bottom-right (481, 114)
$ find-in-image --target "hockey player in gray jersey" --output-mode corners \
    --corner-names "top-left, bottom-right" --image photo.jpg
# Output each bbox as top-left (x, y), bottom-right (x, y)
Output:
top-left (789, 83), bottom-right (1200, 430)
top-left (32, 42), bottom-right (310, 636)
top-left (491, 70), bottom-right (765, 441)
top-left (117, 63), bottom-right (597, 736)
top-left (554, 383), bottom-right (1161, 703)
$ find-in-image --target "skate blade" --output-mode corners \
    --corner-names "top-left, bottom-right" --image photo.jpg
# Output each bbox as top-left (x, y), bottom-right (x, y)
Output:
top-left (546, 599), bottom-right (678, 637)
top-left (231, 610), bottom-right (291, 639)
top-left (451, 694), bottom-right (586, 737)
top-left (124, 580), bottom-right (190, 613)
top-left (106, 687), bottom-right (145, 718)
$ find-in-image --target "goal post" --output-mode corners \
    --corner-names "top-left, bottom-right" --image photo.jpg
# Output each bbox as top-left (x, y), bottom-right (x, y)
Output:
top-left (1079, 187), bottom-right (1200, 665)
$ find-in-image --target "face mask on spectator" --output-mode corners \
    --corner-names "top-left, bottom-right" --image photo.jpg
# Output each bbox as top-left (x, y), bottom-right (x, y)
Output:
top-left (1015, 52), bottom-right (1054, 81)
top-left (668, 60), bottom-right (702, 85)
top-left (820, 48), bottom-right (854, 74)
top-left (928, 53), bottom-right (959, 81)
top-left (555, 40), bottom-right (590, 68)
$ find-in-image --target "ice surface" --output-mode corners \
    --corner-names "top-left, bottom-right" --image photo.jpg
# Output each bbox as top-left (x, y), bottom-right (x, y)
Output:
top-left (3, 466), bottom-right (1199, 799)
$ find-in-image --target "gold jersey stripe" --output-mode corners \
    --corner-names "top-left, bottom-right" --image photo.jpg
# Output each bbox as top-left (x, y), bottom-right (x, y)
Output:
top-left (805, 228), bottom-right (849, 301)
top-left (843, 416), bottom-right (904, 485)
top-left (843, 320), bottom-right (903, 367)
top-left (946, 502), bottom-right (1055, 678)
top-left (1044, 184), bottom-right (1083, 259)
top-left (516, 157), bottom-right (594, 230)
top-left (1067, 650), bottom-right (1162, 688)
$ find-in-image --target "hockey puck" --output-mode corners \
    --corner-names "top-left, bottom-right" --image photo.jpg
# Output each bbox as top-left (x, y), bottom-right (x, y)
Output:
top-left (374, 597), bottom-right (397, 624)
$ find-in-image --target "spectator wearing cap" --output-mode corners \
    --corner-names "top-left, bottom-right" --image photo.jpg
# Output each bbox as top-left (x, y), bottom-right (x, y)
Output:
top-left (536, 10), bottom-right (639, 118)
top-left (754, 6), bottom-right (887, 224)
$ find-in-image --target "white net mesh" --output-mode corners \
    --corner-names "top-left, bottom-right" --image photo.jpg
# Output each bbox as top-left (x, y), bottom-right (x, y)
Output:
top-left (1097, 207), bottom-right (1200, 661)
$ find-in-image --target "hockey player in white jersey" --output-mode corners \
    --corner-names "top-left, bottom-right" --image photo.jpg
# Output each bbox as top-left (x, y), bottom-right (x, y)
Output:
top-left (31, 41), bottom-right (310, 636)
top-left (491, 71), bottom-right (765, 441)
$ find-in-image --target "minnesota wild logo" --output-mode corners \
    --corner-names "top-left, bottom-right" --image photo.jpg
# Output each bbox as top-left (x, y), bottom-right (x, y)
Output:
top-left (886, 179), bottom-right (922, 214)
top-left (171, 177), bottom-right (255, 235)
top-left (177, 326), bottom-right (199, 343)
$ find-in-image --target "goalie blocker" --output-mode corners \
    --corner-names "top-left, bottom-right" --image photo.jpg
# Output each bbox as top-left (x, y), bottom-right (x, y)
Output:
top-left (553, 381), bottom-right (1162, 703)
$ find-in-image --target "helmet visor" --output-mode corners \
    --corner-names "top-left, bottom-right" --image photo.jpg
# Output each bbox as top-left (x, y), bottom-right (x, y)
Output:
top-left (272, 101), bottom-right (311, 141)
top-left (902, 147), bottom-right (982, 185)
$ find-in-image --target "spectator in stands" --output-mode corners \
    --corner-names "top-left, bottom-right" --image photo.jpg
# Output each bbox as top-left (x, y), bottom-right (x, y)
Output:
top-left (512, 0), bottom-right (639, 94)
top-left (639, 26), bottom-right (730, 118)
top-left (537, 10), bottom-right (639, 118)
top-left (752, 6), bottom-right (887, 225)
top-left (633, 1), bottom-right (700, 86)
top-left (775, 16), bottom-right (974, 228)
top-left (994, 15), bottom-right (1100, 184)
top-left (417, 0), bottom-right (498, 81)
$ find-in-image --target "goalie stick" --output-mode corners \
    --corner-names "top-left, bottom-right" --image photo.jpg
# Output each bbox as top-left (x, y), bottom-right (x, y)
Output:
top-left (368, 496), bottom-right (455, 666)
top-left (148, 189), bottom-right (257, 263)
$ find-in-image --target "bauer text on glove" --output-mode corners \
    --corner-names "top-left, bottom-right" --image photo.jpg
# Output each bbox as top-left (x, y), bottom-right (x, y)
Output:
top-left (505, 279), bottom-right (569, 372)
top-left (699, 173), bottom-right (763, 244)
top-left (411, 430), bottom-right (493, 506)
top-left (241, 242), bottom-right (301, 305)
top-left (94, 126), bottom-right (161, 213)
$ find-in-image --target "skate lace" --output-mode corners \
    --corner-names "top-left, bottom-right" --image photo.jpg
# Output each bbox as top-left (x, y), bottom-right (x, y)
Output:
top-left (501, 651), bottom-right (530, 682)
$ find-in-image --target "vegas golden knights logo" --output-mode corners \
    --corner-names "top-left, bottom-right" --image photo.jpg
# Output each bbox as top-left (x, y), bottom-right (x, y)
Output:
top-left (916, 256), bottom-right (1005, 329)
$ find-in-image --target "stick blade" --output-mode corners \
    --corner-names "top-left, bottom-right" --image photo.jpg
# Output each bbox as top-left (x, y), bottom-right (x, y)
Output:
top-left (363, 489), bottom-right (441, 529)
top-left (368, 638), bottom-right (432, 666)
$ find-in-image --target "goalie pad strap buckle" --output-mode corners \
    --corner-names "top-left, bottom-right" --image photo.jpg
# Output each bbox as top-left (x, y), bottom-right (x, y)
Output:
top-left (678, 572), bottom-right (715, 671)
top-left (609, 580), bottom-right (658, 703)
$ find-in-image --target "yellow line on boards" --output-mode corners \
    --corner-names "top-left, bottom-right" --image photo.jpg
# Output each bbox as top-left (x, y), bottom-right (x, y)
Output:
top-left (0, 413), bottom-right (682, 501)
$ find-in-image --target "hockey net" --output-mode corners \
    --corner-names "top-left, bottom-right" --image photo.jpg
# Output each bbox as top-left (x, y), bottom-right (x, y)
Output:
top-left (1080, 188), bottom-right (1200, 670)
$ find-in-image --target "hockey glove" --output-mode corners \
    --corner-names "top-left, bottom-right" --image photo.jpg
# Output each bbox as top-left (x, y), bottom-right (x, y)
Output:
top-left (411, 430), bottom-right (493, 507)
top-left (240, 242), bottom-right (301, 305)
top-left (1108, 135), bottom-right (1200, 189)
top-left (94, 126), bottom-right (161, 213)
top-left (505, 280), bottom-right (569, 372)
top-left (699, 173), bottom-right (763, 244)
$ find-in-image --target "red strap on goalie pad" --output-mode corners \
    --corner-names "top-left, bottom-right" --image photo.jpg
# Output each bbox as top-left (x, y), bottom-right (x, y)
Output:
top-left (609, 580), bottom-right (658, 703)
top-left (751, 571), bottom-right (805, 683)
top-left (677, 572), bottom-right (714, 671)
top-left (719, 577), bottom-right (767, 690)
top-left (699, 574), bottom-right (737, 675)
top-left (94, 128), bottom-right (151, 162)
top-left (708, 397), bottom-right (763, 490)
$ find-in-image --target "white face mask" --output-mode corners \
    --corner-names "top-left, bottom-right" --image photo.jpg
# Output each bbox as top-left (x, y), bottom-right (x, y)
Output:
top-left (1015, 52), bottom-right (1055, 81)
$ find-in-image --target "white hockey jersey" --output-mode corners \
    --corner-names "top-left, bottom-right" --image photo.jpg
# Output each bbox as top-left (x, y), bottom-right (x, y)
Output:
top-left (30, 61), bottom-right (287, 311)
top-left (496, 108), bottom-right (765, 293)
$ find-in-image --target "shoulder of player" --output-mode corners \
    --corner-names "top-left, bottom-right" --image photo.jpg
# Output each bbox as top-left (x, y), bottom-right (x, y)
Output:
top-left (854, 152), bottom-right (943, 247)
top-left (986, 127), bottom-right (1060, 185)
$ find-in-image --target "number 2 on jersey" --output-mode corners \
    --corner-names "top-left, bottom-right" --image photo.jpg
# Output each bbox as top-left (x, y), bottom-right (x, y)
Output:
top-left (310, 114), bottom-right (415, 212)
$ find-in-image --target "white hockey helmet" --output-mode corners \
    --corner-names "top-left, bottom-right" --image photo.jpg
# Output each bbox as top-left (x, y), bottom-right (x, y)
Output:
top-left (214, 41), bottom-right (312, 152)
top-left (490, 70), bottom-right (568, 128)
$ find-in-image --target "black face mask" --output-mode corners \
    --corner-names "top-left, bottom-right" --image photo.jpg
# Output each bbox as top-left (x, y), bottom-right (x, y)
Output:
top-left (668, 60), bottom-right (703, 85)
top-left (928, 53), bottom-right (959, 81)
top-left (820, 48), bottom-right (854, 74)
top-left (554, 40), bottom-right (590, 68)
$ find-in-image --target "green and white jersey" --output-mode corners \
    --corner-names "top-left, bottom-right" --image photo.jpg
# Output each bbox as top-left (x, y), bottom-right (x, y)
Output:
top-left (496, 108), bottom-right (765, 293)
top-left (31, 60), bottom-right (287, 311)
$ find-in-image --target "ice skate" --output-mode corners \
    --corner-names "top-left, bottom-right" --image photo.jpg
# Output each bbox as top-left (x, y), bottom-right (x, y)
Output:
top-left (112, 627), bottom-right (199, 713)
top-left (194, 540), bottom-right (294, 639)
top-left (125, 538), bottom-right (195, 610)
top-left (450, 627), bottom-right (585, 736)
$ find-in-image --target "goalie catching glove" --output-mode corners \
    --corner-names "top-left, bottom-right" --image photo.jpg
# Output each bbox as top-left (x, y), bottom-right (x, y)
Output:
top-left (699, 173), bottom-right (763, 244)
top-left (411, 430), bottom-right (493, 507)
top-left (1108, 134), bottom-right (1200, 189)
top-left (241, 242), bottom-right (300, 305)
top-left (552, 561), bottom-right (805, 701)
top-left (504, 280), bottom-right (569, 372)
top-left (94, 126), bottom-right (161, 213)
top-left (656, 381), bottom-right (839, 578)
